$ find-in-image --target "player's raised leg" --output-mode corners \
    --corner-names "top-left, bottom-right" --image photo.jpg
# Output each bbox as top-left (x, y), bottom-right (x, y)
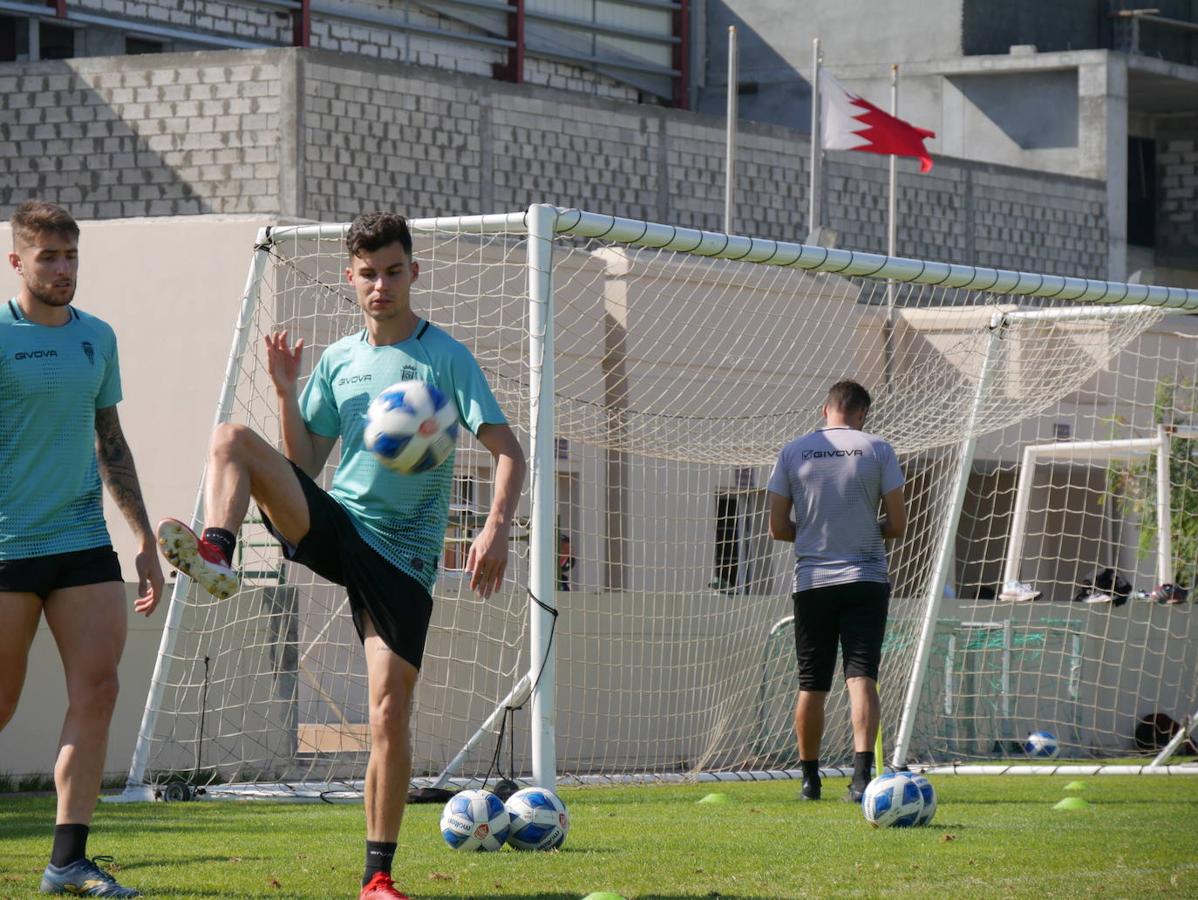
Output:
top-left (359, 615), bottom-right (418, 900)
top-left (39, 582), bottom-right (142, 898)
top-left (158, 422), bottom-right (311, 599)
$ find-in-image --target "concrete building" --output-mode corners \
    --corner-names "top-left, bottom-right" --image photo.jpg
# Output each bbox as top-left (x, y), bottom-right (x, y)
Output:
top-left (1, 0), bottom-right (1179, 281)
top-left (698, 1), bottom-right (1198, 283)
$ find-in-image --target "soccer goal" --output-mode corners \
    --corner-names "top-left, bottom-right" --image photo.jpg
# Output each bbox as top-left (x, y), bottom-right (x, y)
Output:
top-left (116, 206), bottom-right (1198, 802)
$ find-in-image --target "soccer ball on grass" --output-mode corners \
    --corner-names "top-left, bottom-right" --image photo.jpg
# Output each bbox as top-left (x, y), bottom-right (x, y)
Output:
top-left (439, 789), bottom-right (511, 851)
top-left (861, 772), bottom-right (924, 828)
top-left (363, 380), bottom-right (459, 474)
top-left (1023, 730), bottom-right (1060, 758)
top-left (504, 787), bottom-right (569, 851)
top-left (909, 773), bottom-right (937, 826)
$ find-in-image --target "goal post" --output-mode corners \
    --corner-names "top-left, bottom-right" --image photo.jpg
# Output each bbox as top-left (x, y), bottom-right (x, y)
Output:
top-left (1001, 430), bottom-right (1180, 593)
top-left (117, 205), bottom-right (1198, 803)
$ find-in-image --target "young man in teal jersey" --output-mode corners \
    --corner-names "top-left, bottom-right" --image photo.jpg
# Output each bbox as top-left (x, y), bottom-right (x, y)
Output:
top-left (1, 201), bottom-right (164, 898)
top-left (157, 212), bottom-right (526, 900)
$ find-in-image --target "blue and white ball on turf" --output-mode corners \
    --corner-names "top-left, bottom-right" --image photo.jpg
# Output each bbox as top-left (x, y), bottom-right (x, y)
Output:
top-left (910, 773), bottom-right (937, 827)
top-left (439, 789), bottom-right (511, 851)
top-left (861, 772), bottom-right (924, 828)
top-left (1024, 730), bottom-right (1060, 759)
top-left (504, 787), bottom-right (569, 851)
top-left (363, 380), bottom-right (459, 474)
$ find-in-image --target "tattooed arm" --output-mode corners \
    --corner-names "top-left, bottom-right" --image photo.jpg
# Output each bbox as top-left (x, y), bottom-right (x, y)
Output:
top-left (95, 405), bottom-right (165, 615)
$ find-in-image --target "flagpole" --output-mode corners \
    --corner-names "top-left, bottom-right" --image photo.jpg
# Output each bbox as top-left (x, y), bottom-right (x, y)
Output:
top-left (725, 25), bottom-right (738, 234)
top-left (807, 37), bottom-right (822, 241)
top-left (884, 63), bottom-right (898, 386)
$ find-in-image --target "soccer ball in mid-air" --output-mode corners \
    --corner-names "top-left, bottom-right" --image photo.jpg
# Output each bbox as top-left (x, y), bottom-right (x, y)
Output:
top-left (439, 789), bottom-right (511, 851)
top-left (861, 772), bottom-right (924, 828)
top-left (504, 787), bottom-right (569, 851)
top-left (363, 380), bottom-right (459, 474)
top-left (1024, 730), bottom-right (1060, 759)
top-left (909, 773), bottom-right (937, 827)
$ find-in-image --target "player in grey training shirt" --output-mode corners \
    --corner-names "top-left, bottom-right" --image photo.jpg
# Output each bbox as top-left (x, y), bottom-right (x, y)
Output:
top-left (767, 380), bottom-right (906, 803)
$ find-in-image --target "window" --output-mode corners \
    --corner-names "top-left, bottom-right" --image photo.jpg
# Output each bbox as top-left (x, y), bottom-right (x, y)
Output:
top-left (126, 36), bottom-right (164, 55)
top-left (712, 492), bottom-right (741, 592)
top-left (712, 474), bottom-right (770, 594)
top-left (444, 472), bottom-right (482, 571)
top-left (0, 15), bottom-right (18, 62)
top-left (40, 22), bottom-right (75, 60)
top-left (1127, 136), bottom-right (1156, 248)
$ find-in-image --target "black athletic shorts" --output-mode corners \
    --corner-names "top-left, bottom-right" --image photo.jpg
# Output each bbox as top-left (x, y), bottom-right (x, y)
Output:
top-left (792, 581), bottom-right (890, 691)
top-left (0, 546), bottom-right (123, 599)
top-left (260, 461), bottom-right (434, 670)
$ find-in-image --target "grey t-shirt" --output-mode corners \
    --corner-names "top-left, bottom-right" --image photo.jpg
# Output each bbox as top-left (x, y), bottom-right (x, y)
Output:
top-left (767, 427), bottom-right (905, 593)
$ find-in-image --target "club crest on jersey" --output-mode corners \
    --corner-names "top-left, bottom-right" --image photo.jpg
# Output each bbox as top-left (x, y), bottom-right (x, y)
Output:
top-left (401, 364), bottom-right (418, 381)
top-left (81, 341), bottom-right (95, 365)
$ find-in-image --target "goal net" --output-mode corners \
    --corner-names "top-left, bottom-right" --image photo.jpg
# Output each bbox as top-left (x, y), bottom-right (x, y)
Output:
top-left (121, 207), bottom-right (1198, 799)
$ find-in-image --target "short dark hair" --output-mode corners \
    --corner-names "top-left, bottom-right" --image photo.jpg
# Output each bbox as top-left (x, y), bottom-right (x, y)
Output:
top-left (345, 212), bottom-right (413, 259)
top-left (11, 200), bottom-right (79, 249)
top-left (826, 380), bottom-right (872, 415)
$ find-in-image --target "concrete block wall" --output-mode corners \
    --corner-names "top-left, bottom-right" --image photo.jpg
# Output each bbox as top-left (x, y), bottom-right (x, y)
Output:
top-left (0, 51), bottom-right (282, 218)
top-left (310, 3), bottom-right (495, 77)
top-left (72, 0), bottom-right (290, 44)
top-left (300, 60), bottom-right (484, 220)
top-left (1157, 115), bottom-right (1198, 266)
top-left (1, 47), bottom-right (1109, 278)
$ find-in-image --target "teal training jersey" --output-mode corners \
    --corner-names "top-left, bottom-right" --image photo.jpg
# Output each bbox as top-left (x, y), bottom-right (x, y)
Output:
top-left (299, 320), bottom-right (508, 590)
top-left (0, 299), bottom-right (122, 559)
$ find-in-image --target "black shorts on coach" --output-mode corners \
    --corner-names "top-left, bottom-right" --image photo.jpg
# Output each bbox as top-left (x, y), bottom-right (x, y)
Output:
top-left (792, 581), bottom-right (890, 691)
top-left (260, 461), bottom-right (434, 670)
top-left (0, 546), bottom-right (123, 599)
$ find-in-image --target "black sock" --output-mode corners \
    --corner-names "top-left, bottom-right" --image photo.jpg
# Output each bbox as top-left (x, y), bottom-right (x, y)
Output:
top-left (852, 751), bottom-right (875, 787)
top-left (50, 823), bottom-right (89, 868)
top-left (363, 840), bottom-right (397, 886)
top-left (201, 527), bottom-right (236, 565)
top-left (800, 759), bottom-right (820, 782)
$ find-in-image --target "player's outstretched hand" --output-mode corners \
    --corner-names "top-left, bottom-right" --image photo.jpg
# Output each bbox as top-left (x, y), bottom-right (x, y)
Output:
top-left (467, 523), bottom-right (510, 599)
top-left (264, 331), bottom-right (305, 396)
top-left (133, 542), bottom-right (165, 616)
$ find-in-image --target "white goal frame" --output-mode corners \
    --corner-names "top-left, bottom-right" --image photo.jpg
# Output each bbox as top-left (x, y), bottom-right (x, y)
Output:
top-left (116, 206), bottom-right (1198, 802)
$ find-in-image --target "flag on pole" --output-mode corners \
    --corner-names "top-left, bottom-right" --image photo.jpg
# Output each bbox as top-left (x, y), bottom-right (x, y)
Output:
top-left (820, 71), bottom-right (935, 173)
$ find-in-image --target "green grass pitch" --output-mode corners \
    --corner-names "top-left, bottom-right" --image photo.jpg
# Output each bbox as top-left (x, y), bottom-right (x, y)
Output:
top-left (1, 776), bottom-right (1196, 898)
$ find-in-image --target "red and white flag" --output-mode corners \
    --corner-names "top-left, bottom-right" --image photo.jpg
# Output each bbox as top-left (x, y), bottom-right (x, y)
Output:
top-left (820, 72), bottom-right (936, 173)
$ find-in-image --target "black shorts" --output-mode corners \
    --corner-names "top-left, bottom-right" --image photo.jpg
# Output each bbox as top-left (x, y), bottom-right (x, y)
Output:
top-left (0, 546), bottom-right (123, 600)
top-left (259, 461), bottom-right (434, 670)
top-left (792, 581), bottom-right (890, 691)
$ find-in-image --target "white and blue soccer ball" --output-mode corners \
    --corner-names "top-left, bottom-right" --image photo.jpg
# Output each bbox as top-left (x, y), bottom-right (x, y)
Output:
top-left (1024, 730), bottom-right (1060, 759)
top-left (363, 380), bottom-right (459, 474)
top-left (504, 787), bottom-right (569, 851)
top-left (439, 789), bottom-right (511, 851)
top-left (861, 772), bottom-right (924, 829)
top-left (909, 773), bottom-right (937, 827)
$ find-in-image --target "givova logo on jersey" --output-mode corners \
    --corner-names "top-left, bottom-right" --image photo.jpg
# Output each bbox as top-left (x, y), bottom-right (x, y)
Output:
top-left (13, 349), bottom-right (58, 361)
top-left (802, 448), bottom-right (864, 460)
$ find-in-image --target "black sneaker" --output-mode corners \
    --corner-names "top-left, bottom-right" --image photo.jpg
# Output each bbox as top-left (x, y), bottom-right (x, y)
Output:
top-left (800, 776), bottom-right (821, 801)
top-left (846, 784), bottom-right (866, 804)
